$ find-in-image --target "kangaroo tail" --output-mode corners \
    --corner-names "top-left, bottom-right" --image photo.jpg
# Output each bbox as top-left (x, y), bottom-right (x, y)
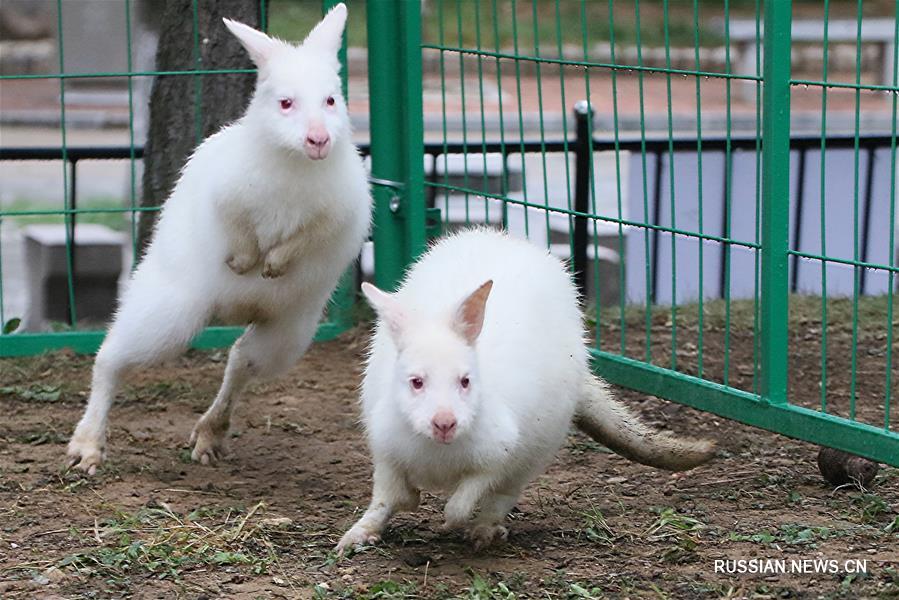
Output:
top-left (574, 375), bottom-right (715, 471)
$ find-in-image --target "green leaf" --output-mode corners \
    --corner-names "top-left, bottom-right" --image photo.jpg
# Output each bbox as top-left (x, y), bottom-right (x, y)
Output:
top-left (0, 385), bottom-right (62, 402)
top-left (2, 317), bottom-right (21, 334)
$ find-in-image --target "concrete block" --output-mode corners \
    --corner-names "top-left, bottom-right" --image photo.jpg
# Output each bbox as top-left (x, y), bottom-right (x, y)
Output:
top-left (23, 223), bottom-right (124, 330)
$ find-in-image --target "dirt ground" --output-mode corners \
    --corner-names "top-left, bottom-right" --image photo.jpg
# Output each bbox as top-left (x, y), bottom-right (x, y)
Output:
top-left (1, 315), bottom-right (897, 599)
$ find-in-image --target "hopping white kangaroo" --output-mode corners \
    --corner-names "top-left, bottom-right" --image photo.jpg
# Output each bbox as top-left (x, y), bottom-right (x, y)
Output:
top-left (338, 229), bottom-right (714, 552)
top-left (67, 4), bottom-right (371, 474)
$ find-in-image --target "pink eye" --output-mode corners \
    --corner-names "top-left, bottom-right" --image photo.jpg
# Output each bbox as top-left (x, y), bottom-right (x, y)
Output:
top-left (326, 96), bottom-right (335, 107)
top-left (410, 377), bottom-right (424, 391)
top-left (279, 98), bottom-right (293, 111)
top-left (460, 376), bottom-right (470, 389)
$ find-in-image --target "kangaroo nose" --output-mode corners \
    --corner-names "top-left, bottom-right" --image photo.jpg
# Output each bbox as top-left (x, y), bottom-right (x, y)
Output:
top-left (305, 131), bottom-right (329, 148)
top-left (304, 124), bottom-right (331, 159)
top-left (431, 411), bottom-right (457, 443)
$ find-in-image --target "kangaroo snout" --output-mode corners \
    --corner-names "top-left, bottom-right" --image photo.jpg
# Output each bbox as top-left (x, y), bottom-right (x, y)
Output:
top-left (304, 124), bottom-right (331, 159)
top-left (431, 410), bottom-right (457, 444)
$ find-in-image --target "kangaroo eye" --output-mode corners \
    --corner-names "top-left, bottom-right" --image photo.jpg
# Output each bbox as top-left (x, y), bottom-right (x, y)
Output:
top-left (279, 98), bottom-right (293, 111)
top-left (326, 96), bottom-right (336, 107)
top-left (460, 376), bottom-right (470, 389)
top-left (410, 376), bottom-right (424, 391)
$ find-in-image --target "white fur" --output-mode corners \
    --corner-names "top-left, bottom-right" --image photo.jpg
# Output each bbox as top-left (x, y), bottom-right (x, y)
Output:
top-left (339, 229), bottom-right (585, 552)
top-left (338, 229), bottom-right (714, 553)
top-left (67, 4), bottom-right (371, 474)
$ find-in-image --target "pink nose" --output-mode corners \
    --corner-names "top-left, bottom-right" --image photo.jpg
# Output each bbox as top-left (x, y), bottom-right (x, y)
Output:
top-left (304, 126), bottom-right (330, 158)
top-left (431, 411), bottom-right (457, 443)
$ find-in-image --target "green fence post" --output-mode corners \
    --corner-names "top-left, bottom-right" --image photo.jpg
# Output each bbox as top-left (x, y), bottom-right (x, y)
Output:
top-left (367, 0), bottom-right (426, 290)
top-left (759, 0), bottom-right (792, 404)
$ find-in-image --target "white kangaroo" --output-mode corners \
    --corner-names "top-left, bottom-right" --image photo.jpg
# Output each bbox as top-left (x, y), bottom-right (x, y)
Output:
top-left (67, 4), bottom-right (371, 474)
top-left (338, 229), bottom-right (714, 552)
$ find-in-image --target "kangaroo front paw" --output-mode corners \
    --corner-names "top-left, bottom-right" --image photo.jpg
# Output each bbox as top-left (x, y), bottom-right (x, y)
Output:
top-left (226, 251), bottom-right (260, 275)
top-left (189, 419), bottom-right (229, 465)
top-left (261, 256), bottom-right (289, 279)
top-left (466, 524), bottom-right (508, 550)
top-left (67, 435), bottom-right (106, 476)
top-left (336, 523), bottom-right (381, 556)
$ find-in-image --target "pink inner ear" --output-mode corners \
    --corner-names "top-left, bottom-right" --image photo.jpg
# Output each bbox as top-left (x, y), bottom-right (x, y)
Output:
top-left (455, 280), bottom-right (493, 344)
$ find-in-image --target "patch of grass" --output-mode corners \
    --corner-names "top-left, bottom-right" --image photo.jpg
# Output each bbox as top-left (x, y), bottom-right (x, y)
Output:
top-left (269, 0), bottom-right (367, 45)
top-left (264, 0), bottom-right (850, 53)
top-left (4, 197), bottom-right (130, 231)
top-left (12, 429), bottom-right (68, 445)
top-left (885, 515), bottom-right (899, 534)
top-left (646, 507), bottom-right (705, 564)
top-left (567, 582), bottom-right (604, 599)
top-left (120, 381), bottom-right (193, 408)
top-left (0, 384), bottom-right (62, 403)
top-left (465, 570), bottom-right (518, 600)
top-left (645, 507), bottom-right (704, 540)
top-left (850, 493), bottom-right (891, 524)
top-left (580, 505), bottom-right (615, 545)
top-left (729, 523), bottom-right (839, 547)
top-left (727, 530), bottom-right (777, 544)
top-left (54, 502), bottom-right (294, 588)
top-left (313, 579), bottom-right (417, 600)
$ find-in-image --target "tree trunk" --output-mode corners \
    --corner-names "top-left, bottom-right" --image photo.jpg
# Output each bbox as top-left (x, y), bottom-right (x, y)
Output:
top-left (138, 0), bottom-right (266, 254)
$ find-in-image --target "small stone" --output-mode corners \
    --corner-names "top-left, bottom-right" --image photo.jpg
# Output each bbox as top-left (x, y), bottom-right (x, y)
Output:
top-left (403, 553), bottom-right (431, 567)
top-left (261, 517), bottom-right (293, 528)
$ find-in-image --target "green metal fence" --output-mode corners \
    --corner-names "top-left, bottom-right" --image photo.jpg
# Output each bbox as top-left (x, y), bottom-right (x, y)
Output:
top-left (1, 1), bottom-right (897, 467)
top-left (366, 0), bottom-right (898, 467)
top-left (0, 0), bottom-right (355, 356)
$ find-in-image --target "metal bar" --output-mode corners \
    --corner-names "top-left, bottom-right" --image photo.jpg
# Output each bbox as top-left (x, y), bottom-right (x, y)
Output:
top-left (572, 102), bottom-right (593, 297)
top-left (818, 0), bottom-right (831, 414)
top-left (759, 0), bottom-right (793, 405)
top-left (4, 132), bottom-right (894, 162)
top-left (0, 323), bottom-right (346, 358)
top-left (366, 0), bottom-right (426, 290)
top-left (418, 44), bottom-right (762, 82)
top-left (651, 151), bottom-right (664, 305)
top-left (692, 0), bottom-right (705, 377)
top-left (590, 351), bottom-right (899, 467)
top-left (55, 0), bottom-right (77, 327)
top-left (790, 148), bottom-right (806, 293)
top-left (634, 0), bottom-right (653, 362)
top-left (663, 0), bottom-right (678, 371)
top-left (858, 147), bottom-right (876, 295)
top-left (67, 159), bottom-right (78, 326)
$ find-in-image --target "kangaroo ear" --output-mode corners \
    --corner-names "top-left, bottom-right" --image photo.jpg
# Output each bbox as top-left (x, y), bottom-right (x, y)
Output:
top-left (362, 282), bottom-right (406, 345)
top-left (223, 18), bottom-right (278, 68)
top-left (303, 2), bottom-right (347, 59)
top-left (452, 280), bottom-right (493, 345)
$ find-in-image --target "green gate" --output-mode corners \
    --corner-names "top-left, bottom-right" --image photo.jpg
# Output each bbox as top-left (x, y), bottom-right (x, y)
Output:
top-left (1, 1), bottom-right (897, 467)
top-left (365, 0), bottom-right (898, 467)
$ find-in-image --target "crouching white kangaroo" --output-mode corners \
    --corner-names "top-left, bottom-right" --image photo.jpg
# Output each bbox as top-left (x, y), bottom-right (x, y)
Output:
top-left (338, 229), bottom-right (714, 552)
top-left (67, 4), bottom-right (371, 474)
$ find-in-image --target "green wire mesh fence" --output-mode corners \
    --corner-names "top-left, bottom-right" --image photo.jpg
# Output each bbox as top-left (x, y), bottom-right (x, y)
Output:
top-left (1, 1), bottom-right (897, 466)
top-left (366, 0), bottom-right (898, 466)
top-left (0, 0), bottom-right (355, 355)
